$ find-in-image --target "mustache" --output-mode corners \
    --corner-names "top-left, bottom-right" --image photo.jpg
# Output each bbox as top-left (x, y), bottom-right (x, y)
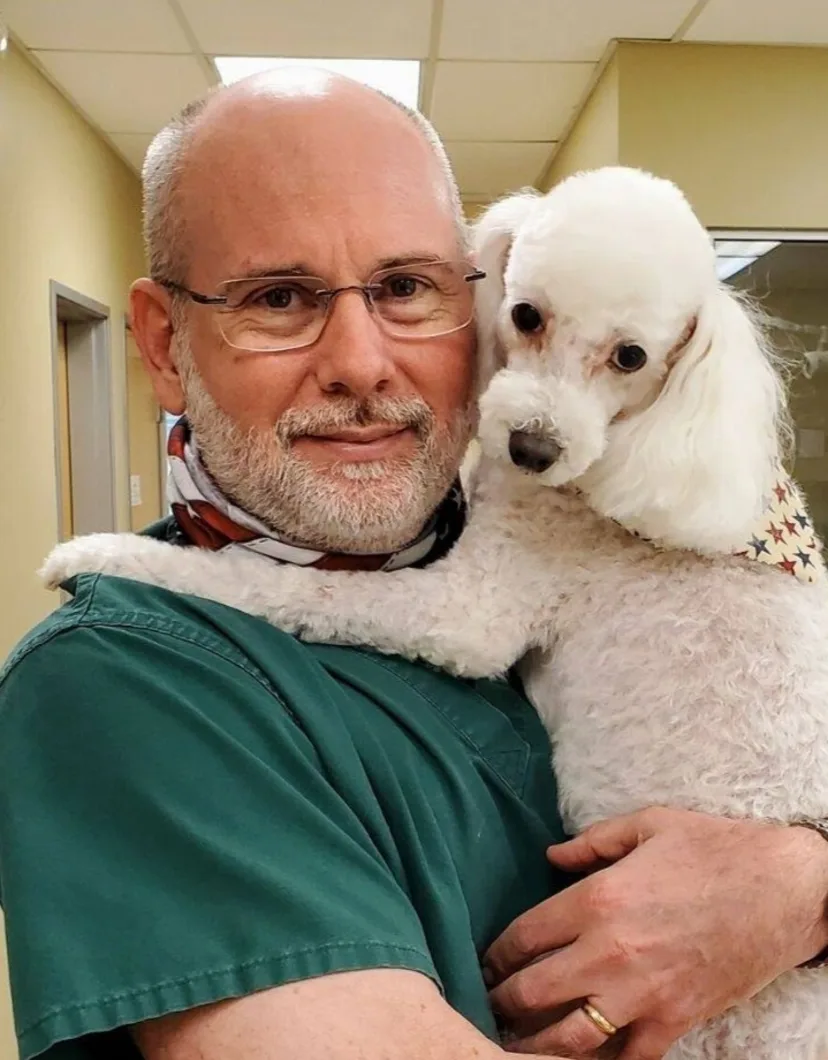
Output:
top-left (276, 396), bottom-right (435, 443)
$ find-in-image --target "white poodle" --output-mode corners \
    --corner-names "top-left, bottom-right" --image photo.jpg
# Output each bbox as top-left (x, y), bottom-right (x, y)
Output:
top-left (45, 167), bottom-right (828, 1058)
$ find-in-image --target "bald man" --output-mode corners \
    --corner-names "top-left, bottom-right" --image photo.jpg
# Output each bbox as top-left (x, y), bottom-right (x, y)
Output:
top-left (1, 71), bottom-right (826, 1060)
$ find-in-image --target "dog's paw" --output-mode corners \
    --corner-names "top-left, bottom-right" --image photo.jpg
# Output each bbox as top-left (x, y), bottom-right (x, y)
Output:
top-left (412, 637), bottom-right (505, 680)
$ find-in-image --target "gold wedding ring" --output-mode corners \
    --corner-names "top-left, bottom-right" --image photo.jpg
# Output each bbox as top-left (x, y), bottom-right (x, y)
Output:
top-left (581, 1001), bottom-right (619, 1037)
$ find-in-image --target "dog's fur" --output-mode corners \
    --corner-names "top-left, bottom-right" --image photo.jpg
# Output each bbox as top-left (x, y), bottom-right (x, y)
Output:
top-left (45, 167), bottom-right (828, 1058)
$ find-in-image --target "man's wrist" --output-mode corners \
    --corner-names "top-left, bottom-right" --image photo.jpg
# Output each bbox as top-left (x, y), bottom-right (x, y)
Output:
top-left (789, 819), bottom-right (828, 966)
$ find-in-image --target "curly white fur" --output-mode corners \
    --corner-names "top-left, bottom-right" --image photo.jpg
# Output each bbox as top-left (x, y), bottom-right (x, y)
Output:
top-left (43, 167), bottom-right (828, 1059)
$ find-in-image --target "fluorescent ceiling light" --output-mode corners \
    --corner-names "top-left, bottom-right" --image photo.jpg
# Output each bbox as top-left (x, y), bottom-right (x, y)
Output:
top-left (214, 57), bottom-right (421, 109)
top-left (714, 239), bottom-right (780, 281)
top-left (715, 240), bottom-right (780, 258)
top-left (716, 256), bottom-right (759, 281)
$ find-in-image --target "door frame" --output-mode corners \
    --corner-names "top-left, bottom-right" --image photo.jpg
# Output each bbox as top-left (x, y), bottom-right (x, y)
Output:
top-left (50, 281), bottom-right (115, 539)
top-left (124, 317), bottom-right (168, 525)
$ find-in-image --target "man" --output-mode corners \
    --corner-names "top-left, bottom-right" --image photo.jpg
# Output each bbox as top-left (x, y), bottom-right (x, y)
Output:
top-left (0, 70), bottom-right (826, 1060)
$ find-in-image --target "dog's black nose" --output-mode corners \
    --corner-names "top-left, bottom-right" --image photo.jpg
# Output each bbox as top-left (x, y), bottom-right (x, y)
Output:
top-left (508, 430), bottom-right (562, 473)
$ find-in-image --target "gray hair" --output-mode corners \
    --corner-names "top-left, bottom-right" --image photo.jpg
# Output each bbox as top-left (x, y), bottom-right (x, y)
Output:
top-left (141, 79), bottom-right (468, 285)
top-left (141, 92), bottom-right (214, 284)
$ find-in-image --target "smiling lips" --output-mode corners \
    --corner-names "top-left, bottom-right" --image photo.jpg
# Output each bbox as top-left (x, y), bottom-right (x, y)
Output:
top-left (312, 425), bottom-right (406, 444)
top-left (298, 424), bottom-right (416, 462)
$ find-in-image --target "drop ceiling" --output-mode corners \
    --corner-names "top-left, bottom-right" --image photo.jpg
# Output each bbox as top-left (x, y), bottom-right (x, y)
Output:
top-left (4, 0), bottom-right (828, 205)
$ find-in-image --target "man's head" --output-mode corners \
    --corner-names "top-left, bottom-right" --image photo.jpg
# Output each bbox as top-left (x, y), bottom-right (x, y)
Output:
top-left (131, 69), bottom-right (477, 554)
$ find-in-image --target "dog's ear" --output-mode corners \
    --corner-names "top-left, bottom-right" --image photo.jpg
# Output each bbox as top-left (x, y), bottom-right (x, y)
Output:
top-left (583, 287), bottom-right (787, 554)
top-left (472, 191), bottom-right (539, 389)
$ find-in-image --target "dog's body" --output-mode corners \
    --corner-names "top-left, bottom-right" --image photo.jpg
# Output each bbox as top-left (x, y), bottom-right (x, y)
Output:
top-left (45, 167), bottom-right (828, 1057)
top-left (44, 462), bottom-right (828, 1058)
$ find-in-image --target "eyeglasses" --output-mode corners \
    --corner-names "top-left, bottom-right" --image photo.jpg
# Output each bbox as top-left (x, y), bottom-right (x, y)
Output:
top-left (162, 260), bottom-right (486, 353)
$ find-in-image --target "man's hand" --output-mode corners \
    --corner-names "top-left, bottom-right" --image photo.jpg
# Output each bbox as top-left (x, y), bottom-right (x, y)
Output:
top-left (484, 808), bottom-right (828, 1059)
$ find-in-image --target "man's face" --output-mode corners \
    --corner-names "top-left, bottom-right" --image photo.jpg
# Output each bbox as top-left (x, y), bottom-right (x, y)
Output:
top-left (135, 81), bottom-right (476, 553)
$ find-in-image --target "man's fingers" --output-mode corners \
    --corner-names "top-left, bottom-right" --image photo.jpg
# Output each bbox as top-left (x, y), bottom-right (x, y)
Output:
top-left (484, 887), bottom-right (585, 984)
top-left (488, 942), bottom-right (596, 1019)
top-left (547, 810), bottom-right (667, 871)
top-left (505, 998), bottom-right (624, 1057)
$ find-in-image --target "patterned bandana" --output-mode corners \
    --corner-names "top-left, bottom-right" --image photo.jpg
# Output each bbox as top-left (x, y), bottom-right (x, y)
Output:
top-left (166, 418), bottom-right (466, 571)
top-left (736, 473), bottom-right (825, 584)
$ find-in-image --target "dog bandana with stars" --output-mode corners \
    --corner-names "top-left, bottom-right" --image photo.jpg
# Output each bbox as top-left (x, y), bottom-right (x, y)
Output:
top-left (736, 475), bottom-right (825, 584)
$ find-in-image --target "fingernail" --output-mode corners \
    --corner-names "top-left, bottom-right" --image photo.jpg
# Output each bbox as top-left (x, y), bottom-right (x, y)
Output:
top-left (482, 965), bottom-right (494, 986)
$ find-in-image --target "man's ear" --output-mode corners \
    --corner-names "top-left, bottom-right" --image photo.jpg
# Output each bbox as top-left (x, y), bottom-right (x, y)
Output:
top-left (129, 278), bottom-right (186, 414)
top-left (472, 191), bottom-right (539, 390)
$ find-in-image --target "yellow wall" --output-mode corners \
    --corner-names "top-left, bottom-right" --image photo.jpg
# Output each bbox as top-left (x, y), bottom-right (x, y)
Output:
top-left (545, 43), bottom-right (828, 231)
top-left (543, 55), bottom-right (620, 189)
top-left (462, 200), bottom-right (488, 222)
top-left (618, 43), bottom-right (828, 228)
top-left (0, 42), bottom-right (144, 658)
top-left (0, 43), bottom-right (144, 1057)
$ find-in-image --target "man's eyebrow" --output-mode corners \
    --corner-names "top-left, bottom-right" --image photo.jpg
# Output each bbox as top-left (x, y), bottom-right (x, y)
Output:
top-left (228, 254), bottom-right (450, 282)
top-left (374, 253), bottom-right (447, 271)
top-left (230, 264), bottom-right (317, 281)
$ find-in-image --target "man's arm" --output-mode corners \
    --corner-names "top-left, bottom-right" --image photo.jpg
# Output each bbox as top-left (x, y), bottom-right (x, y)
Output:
top-left (133, 969), bottom-right (556, 1060)
top-left (2, 617), bottom-right (517, 1059)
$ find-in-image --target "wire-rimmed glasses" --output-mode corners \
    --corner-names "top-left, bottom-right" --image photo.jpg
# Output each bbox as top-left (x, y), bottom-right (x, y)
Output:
top-left (163, 259), bottom-right (486, 353)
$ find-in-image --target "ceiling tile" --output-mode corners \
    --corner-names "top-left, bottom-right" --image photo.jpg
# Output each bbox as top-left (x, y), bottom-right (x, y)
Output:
top-left (446, 141), bottom-right (553, 197)
top-left (108, 133), bottom-right (155, 172)
top-left (684, 0), bottom-right (828, 44)
top-left (33, 51), bottom-right (212, 133)
top-left (1, 0), bottom-right (192, 53)
top-left (178, 0), bottom-right (433, 58)
top-left (431, 62), bottom-right (593, 142)
top-left (440, 0), bottom-right (697, 61)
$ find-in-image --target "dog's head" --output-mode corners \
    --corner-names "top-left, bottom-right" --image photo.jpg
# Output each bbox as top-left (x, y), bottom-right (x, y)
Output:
top-left (473, 166), bottom-right (787, 553)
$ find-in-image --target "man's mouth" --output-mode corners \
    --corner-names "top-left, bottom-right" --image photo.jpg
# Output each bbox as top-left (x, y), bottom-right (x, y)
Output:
top-left (308, 425), bottom-right (409, 444)
top-left (293, 424), bottom-right (417, 464)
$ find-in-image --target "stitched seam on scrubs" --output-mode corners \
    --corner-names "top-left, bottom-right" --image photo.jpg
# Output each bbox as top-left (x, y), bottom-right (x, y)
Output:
top-left (17, 942), bottom-right (437, 1034)
top-left (80, 615), bottom-right (299, 723)
top-left (0, 577), bottom-right (100, 680)
top-left (0, 610), bottom-right (299, 727)
top-left (367, 656), bottom-right (528, 800)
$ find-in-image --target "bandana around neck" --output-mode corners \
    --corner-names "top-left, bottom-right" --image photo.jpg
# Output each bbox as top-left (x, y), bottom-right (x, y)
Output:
top-left (735, 472), bottom-right (825, 584)
top-left (166, 418), bottom-right (466, 572)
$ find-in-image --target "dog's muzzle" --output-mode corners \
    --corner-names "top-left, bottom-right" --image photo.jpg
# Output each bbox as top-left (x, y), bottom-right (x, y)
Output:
top-left (508, 429), bottom-right (563, 473)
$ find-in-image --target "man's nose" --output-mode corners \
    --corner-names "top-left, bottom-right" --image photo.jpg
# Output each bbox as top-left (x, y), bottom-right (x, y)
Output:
top-left (313, 289), bottom-right (396, 399)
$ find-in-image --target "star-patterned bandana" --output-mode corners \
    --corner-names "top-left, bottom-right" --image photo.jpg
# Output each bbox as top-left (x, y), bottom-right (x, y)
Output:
top-left (735, 475), bottom-right (825, 584)
top-left (166, 418), bottom-right (467, 572)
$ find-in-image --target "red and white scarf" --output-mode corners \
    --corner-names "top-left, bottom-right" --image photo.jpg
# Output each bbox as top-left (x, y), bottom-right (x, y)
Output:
top-left (166, 418), bottom-right (467, 572)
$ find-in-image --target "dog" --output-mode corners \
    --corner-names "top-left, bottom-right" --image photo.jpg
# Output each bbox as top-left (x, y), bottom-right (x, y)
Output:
top-left (45, 167), bottom-right (828, 1058)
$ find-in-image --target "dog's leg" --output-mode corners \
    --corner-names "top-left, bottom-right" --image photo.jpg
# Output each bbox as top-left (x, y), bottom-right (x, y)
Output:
top-left (43, 509), bottom-right (555, 679)
top-left (233, 513), bottom-right (553, 678)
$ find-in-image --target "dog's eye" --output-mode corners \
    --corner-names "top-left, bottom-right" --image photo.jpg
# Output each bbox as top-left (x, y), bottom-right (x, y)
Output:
top-left (511, 302), bottom-right (543, 334)
top-left (611, 344), bottom-right (648, 373)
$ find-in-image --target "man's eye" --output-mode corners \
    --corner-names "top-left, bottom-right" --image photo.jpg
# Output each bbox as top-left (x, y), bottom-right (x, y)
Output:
top-left (255, 286), bottom-right (296, 309)
top-left (385, 275), bottom-right (425, 298)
